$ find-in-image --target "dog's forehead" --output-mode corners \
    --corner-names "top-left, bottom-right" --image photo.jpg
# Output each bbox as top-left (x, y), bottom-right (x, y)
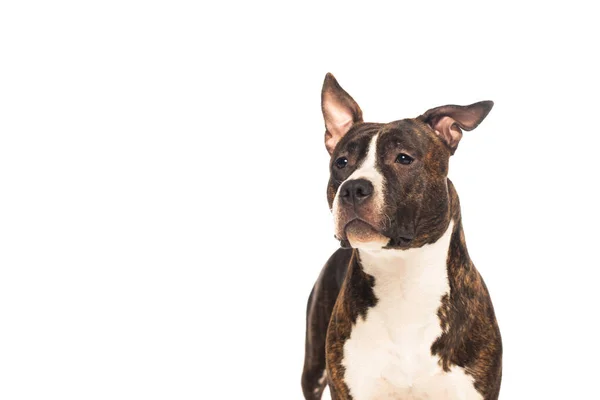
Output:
top-left (333, 123), bottom-right (381, 156)
top-left (378, 119), bottom-right (434, 156)
top-left (336, 119), bottom-right (434, 156)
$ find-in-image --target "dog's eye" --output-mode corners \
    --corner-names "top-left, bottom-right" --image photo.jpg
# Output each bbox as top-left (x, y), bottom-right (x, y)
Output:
top-left (395, 153), bottom-right (414, 165)
top-left (335, 157), bottom-right (348, 169)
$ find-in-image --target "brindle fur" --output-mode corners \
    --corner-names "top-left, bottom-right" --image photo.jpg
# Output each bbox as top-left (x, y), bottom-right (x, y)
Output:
top-left (302, 74), bottom-right (502, 400)
top-left (302, 249), bottom-right (351, 400)
top-left (431, 181), bottom-right (502, 399)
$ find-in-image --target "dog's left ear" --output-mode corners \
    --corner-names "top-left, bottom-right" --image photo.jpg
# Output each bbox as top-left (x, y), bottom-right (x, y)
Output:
top-left (418, 101), bottom-right (493, 154)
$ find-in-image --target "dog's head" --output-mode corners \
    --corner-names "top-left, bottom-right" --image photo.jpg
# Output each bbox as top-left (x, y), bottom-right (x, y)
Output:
top-left (322, 73), bottom-right (493, 250)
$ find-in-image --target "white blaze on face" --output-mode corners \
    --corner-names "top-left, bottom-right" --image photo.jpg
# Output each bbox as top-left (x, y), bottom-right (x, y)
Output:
top-left (332, 133), bottom-right (386, 246)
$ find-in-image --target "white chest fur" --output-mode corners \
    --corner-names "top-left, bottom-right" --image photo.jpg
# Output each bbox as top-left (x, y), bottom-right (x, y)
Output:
top-left (341, 222), bottom-right (482, 400)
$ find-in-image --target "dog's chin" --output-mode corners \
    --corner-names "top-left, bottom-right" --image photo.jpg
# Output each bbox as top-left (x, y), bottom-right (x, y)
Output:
top-left (344, 220), bottom-right (389, 250)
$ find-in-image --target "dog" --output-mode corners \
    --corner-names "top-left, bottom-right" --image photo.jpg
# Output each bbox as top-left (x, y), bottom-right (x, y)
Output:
top-left (301, 74), bottom-right (502, 400)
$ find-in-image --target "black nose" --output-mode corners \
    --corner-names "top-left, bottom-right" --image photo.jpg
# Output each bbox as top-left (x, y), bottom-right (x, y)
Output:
top-left (340, 179), bottom-right (374, 205)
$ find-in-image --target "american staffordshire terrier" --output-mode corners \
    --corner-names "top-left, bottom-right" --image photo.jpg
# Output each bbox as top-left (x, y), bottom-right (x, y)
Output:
top-left (302, 74), bottom-right (502, 400)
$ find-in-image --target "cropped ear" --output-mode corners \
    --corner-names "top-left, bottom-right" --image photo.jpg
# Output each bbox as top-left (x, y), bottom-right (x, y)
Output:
top-left (418, 101), bottom-right (493, 154)
top-left (321, 73), bottom-right (363, 155)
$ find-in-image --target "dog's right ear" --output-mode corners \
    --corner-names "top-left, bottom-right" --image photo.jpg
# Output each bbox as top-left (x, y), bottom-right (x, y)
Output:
top-left (321, 73), bottom-right (363, 155)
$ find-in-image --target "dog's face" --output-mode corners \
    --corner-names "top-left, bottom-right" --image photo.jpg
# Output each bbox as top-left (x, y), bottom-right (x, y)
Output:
top-left (321, 73), bottom-right (493, 250)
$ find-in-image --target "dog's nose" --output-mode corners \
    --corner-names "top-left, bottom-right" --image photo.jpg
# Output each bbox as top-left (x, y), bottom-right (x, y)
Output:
top-left (340, 179), bottom-right (374, 205)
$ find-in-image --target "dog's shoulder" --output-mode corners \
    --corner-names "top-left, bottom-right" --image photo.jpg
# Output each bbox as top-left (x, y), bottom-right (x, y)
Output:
top-left (324, 248), bottom-right (352, 288)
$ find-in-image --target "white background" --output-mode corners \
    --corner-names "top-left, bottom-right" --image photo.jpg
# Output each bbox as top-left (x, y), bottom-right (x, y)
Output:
top-left (1, 1), bottom-right (599, 399)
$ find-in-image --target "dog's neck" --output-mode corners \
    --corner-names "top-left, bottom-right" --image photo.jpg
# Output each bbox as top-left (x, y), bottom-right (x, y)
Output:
top-left (348, 218), bottom-right (468, 329)
top-left (357, 220), bottom-right (455, 283)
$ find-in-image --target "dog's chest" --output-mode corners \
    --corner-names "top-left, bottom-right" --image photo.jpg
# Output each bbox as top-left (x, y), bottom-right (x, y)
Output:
top-left (341, 225), bottom-right (482, 400)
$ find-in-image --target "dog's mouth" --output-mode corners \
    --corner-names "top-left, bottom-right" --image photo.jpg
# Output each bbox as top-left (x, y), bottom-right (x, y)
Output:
top-left (345, 219), bottom-right (379, 237)
top-left (338, 218), bottom-right (415, 250)
top-left (341, 219), bottom-right (390, 249)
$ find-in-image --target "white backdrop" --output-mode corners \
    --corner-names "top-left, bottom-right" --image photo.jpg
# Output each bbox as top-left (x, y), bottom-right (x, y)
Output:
top-left (1, 1), bottom-right (599, 399)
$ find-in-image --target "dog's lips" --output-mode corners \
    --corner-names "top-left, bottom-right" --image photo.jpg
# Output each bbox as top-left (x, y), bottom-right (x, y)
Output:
top-left (344, 219), bottom-right (378, 235)
top-left (343, 219), bottom-right (389, 246)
